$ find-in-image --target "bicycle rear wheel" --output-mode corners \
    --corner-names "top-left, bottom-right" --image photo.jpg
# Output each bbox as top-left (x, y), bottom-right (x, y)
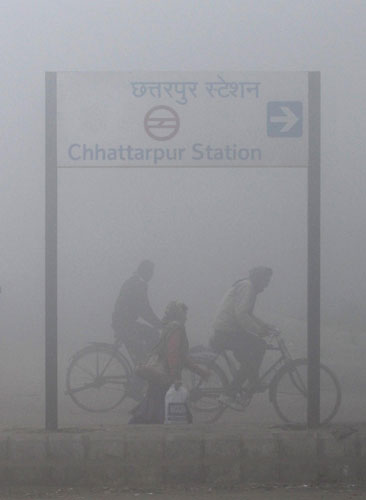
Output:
top-left (66, 344), bottom-right (131, 412)
top-left (271, 358), bottom-right (341, 426)
top-left (183, 360), bottom-right (229, 422)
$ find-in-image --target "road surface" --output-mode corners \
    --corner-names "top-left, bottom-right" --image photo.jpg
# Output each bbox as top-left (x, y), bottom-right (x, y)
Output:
top-left (0, 486), bottom-right (364, 499)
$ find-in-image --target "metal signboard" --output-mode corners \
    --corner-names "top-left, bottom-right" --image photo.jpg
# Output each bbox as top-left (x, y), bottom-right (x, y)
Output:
top-left (56, 72), bottom-right (308, 168)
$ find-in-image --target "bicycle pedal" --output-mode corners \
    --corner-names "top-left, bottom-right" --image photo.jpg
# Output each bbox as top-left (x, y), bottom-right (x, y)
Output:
top-left (218, 393), bottom-right (248, 411)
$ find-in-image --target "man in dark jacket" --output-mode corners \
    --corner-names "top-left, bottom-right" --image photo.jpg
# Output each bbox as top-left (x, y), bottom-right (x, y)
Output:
top-left (112, 260), bottom-right (162, 363)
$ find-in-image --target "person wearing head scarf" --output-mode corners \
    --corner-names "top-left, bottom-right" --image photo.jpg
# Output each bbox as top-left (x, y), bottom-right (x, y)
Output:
top-left (210, 266), bottom-right (274, 403)
top-left (129, 301), bottom-right (209, 424)
top-left (112, 260), bottom-right (162, 364)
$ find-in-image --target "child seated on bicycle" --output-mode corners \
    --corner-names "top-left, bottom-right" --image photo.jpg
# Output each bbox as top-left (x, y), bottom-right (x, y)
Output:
top-left (130, 301), bottom-right (209, 424)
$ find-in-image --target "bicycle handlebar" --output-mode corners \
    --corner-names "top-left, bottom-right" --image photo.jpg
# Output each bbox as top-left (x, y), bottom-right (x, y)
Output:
top-left (264, 328), bottom-right (283, 350)
top-left (266, 327), bottom-right (281, 337)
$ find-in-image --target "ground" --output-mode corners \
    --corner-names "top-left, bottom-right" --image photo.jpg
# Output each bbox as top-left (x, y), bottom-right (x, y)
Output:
top-left (0, 486), bottom-right (365, 500)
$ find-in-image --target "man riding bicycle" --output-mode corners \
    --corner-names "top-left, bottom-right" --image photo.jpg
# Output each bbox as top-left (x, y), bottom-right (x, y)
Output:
top-left (112, 260), bottom-right (162, 364)
top-left (210, 266), bottom-right (273, 404)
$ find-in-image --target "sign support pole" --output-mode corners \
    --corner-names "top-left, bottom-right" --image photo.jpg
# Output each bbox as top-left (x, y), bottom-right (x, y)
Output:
top-left (307, 71), bottom-right (321, 427)
top-left (45, 72), bottom-right (58, 430)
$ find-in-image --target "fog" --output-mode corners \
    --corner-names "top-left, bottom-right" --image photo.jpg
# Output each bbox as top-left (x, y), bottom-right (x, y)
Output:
top-left (0, 0), bottom-right (365, 428)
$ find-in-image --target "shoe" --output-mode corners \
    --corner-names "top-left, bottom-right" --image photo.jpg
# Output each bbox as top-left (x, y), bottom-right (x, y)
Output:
top-left (218, 393), bottom-right (232, 405)
top-left (218, 393), bottom-right (249, 411)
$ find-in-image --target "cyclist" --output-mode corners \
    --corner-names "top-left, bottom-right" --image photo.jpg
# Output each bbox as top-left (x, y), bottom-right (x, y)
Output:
top-left (112, 260), bottom-right (162, 364)
top-left (210, 266), bottom-right (274, 404)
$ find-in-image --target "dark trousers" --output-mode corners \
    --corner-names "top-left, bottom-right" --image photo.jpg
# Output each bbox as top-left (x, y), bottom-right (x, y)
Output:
top-left (114, 322), bottom-right (160, 364)
top-left (129, 381), bottom-right (169, 424)
top-left (212, 330), bottom-right (266, 394)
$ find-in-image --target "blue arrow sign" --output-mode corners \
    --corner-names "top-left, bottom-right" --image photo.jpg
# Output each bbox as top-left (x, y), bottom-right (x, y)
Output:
top-left (267, 101), bottom-right (303, 137)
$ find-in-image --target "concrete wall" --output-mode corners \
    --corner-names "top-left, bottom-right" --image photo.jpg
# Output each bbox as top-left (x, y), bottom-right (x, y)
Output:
top-left (0, 425), bottom-right (365, 487)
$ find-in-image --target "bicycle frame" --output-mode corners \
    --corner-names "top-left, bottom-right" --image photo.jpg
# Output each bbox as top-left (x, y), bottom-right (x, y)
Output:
top-left (87, 340), bottom-right (134, 369)
top-left (218, 333), bottom-right (294, 393)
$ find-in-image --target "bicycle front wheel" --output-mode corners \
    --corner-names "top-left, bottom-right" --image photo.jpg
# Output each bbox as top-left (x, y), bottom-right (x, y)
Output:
top-left (66, 344), bottom-right (131, 412)
top-left (271, 358), bottom-right (341, 426)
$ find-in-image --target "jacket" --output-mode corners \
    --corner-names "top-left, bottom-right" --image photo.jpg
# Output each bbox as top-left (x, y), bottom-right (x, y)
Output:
top-left (213, 279), bottom-right (265, 336)
top-left (112, 273), bottom-right (160, 330)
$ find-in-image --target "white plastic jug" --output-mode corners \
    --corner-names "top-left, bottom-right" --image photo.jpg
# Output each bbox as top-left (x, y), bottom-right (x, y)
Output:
top-left (164, 382), bottom-right (190, 424)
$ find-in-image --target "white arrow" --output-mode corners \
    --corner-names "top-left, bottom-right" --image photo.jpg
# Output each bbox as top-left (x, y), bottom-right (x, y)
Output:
top-left (270, 106), bottom-right (299, 133)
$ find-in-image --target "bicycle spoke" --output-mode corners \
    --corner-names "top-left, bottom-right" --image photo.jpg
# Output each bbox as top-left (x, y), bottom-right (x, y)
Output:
top-left (276, 390), bottom-right (306, 397)
top-left (96, 350), bottom-right (100, 377)
top-left (68, 381), bottom-right (100, 394)
top-left (73, 362), bottom-right (96, 380)
top-left (99, 354), bottom-right (116, 378)
top-left (289, 371), bottom-right (307, 395)
top-left (208, 403), bottom-right (227, 423)
top-left (102, 386), bottom-right (126, 393)
top-left (197, 389), bottom-right (223, 397)
top-left (102, 377), bottom-right (128, 385)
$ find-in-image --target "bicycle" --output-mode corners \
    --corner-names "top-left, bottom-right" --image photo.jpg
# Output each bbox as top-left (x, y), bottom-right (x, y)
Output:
top-left (185, 329), bottom-right (342, 426)
top-left (65, 340), bottom-right (143, 412)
